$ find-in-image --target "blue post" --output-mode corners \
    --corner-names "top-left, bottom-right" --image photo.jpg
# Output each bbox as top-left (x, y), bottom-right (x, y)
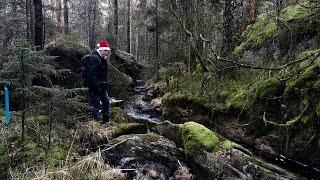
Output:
top-left (5, 85), bottom-right (10, 125)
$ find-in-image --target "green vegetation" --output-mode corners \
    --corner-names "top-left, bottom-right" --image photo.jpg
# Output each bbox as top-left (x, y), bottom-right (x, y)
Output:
top-left (285, 65), bottom-right (320, 94)
top-left (25, 139), bottom-right (72, 167)
top-left (180, 122), bottom-right (220, 157)
top-left (221, 140), bottom-right (235, 149)
top-left (110, 107), bottom-right (130, 123)
top-left (280, 4), bottom-right (311, 22)
top-left (232, 4), bottom-right (315, 59)
top-left (255, 77), bottom-right (284, 99)
top-left (226, 89), bottom-right (247, 110)
top-left (232, 15), bottom-right (277, 58)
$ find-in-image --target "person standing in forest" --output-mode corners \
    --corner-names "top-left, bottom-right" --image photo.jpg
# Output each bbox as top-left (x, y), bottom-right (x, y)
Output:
top-left (82, 41), bottom-right (111, 124)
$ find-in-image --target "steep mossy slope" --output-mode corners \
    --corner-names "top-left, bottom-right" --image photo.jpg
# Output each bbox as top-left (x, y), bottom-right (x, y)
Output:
top-left (232, 4), bottom-right (319, 59)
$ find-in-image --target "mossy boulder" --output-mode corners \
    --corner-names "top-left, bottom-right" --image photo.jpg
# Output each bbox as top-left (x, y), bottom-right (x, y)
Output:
top-left (255, 77), bottom-right (284, 100)
top-left (108, 63), bottom-right (134, 98)
top-left (232, 4), bottom-right (317, 59)
top-left (232, 15), bottom-right (277, 59)
top-left (44, 35), bottom-right (90, 72)
top-left (161, 92), bottom-right (213, 123)
top-left (285, 65), bottom-right (320, 94)
top-left (180, 122), bottom-right (220, 157)
top-left (280, 4), bottom-right (312, 22)
top-left (110, 50), bottom-right (144, 81)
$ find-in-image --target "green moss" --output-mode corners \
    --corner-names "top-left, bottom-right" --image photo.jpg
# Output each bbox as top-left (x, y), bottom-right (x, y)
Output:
top-left (255, 78), bottom-right (284, 99)
top-left (108, 63), bottom-right (133, 98)
top-left (233, 15), bottom-right (277, 58)
top-left (44, 35), bottom-right (89, 57)
top-left (180, 122), bottom-right (220, 157)
top-left (231, 4), bottom-right (314, 59)
top-left (167, 72), bottom-right (202, 94)
top-left (110, 107), bottom-right (129, 123)
top-left (25, 139), bottom-right (72, 167)
top-left (280, 5), bottom-right (311, 22)
top-left (226, 89), bottom-right (247, 110)
top-left (44, 142), bottom-right (70, 166)
top-left (161, 92), bottom-right (213, 122)
top-left (0, 143), bottom-right (7, 155)
top-left (118, 123), bottom-right (142, 133)
top-left (221, 140), bottom-right (235, 149)
top-left (286, 65), bottom-right (320, 94)
top-left (232, 43), bottom-right (247, 59)
top-left (0, 109), bottom-right (5, 117)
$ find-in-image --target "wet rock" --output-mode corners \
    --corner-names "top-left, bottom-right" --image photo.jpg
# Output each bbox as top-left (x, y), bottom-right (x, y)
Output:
top-left (150, 97), bottom-right (162, 111)
top-left (102, 134), bottom-right (189, 180)
top-left (152, 121), bottom-right (303, 180)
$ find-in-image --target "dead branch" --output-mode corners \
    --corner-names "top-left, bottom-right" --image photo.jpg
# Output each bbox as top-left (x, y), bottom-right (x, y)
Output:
top-left (263, 103), bottom-right (309, 128)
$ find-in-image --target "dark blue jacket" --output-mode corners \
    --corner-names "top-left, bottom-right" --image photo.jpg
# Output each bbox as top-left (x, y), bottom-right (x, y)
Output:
top-left (86, 50), bottom-right (108, 92)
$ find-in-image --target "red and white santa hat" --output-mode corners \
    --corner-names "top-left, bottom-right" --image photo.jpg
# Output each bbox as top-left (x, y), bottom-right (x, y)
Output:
top-left (98, 41), bottom-right (111, 51)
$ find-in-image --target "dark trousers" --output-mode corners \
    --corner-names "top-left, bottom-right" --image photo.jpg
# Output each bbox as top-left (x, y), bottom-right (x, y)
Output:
top-left (89, 88), bottom-right (109, 122)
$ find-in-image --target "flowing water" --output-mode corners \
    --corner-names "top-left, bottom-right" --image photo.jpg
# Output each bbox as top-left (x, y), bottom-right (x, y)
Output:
top-left (123, 84), bottom-right (320, 179)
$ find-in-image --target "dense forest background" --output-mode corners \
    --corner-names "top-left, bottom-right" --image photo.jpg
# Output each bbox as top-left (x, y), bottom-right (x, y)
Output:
top-left (0, 0), bottom-right (320, 179)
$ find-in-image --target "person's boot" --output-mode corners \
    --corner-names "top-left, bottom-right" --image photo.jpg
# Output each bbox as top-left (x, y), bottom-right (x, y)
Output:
top-left (101, 114), bottom-right (109, 124)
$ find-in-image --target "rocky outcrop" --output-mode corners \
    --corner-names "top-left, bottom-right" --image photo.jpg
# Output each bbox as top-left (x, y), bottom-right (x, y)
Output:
top-left (44, 36), bottom-right (136, 97)
top-left (102, 134), bottom-right (190, 179)
top-left (152, 121), bottom-right (303, 179)
top-left (110, 50), bottom-right (144, 82)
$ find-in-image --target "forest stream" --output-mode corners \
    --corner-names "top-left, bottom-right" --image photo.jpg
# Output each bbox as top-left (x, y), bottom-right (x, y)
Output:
top-left (121, 83), bottom-right (320, 180)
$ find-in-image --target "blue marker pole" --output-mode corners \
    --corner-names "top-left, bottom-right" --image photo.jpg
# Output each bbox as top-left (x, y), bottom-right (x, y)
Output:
top-left (5, 84), bottom-right (10, 125)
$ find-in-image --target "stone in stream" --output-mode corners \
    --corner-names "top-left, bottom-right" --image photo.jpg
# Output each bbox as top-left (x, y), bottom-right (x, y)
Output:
top-left (102, 134), bottom-right (193, 180)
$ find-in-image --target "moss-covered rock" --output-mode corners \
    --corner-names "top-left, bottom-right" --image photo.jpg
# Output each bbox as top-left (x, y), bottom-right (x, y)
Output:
top-left (108, 63), bottom-right (133, 98)
top-left (232, 15), bottom-right (277, 58)
top-left (110, 50), bottom-right (143, 81)
top-left (280, 4), bottom-right (311, 22)
top-left (255, 77), bottom-right (284, 99)
top-left (116, 123), bottom-right (146, 137)
top-left (44, 35), bottom-right (90, 72)
top-left (232, 4), bottom-right (316, 59)
top-left (286, 65), bottom-right (320, 94)
top-left (161, 92), bottom-right (213, 123)
top-left (226, 89), bottom-right (247, 110)
top-left (180, 122), bottom-right (220, 157)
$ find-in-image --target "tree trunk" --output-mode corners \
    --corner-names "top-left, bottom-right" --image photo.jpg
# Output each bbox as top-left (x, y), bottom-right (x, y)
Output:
top-left (222, 0), bottom-right (234, 56)
top-left (155, 0), bottom-right (159, 69)
top-left (63, 0), bottom-right (69, 34)
top-left (56, 0), bottom-right (62, 33)
top-left (244, 0), bottom-right (256, 27)
top-left (26, 0), bottom-right (31, 41)
top-left (127, 0), bottom-right (131, 53)
top-left (33, 0), bottom-right (44, 50)
top-left (113, 0), bottom-right (118, 50)
top-left (89, 0), bottom-right (97, 49)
